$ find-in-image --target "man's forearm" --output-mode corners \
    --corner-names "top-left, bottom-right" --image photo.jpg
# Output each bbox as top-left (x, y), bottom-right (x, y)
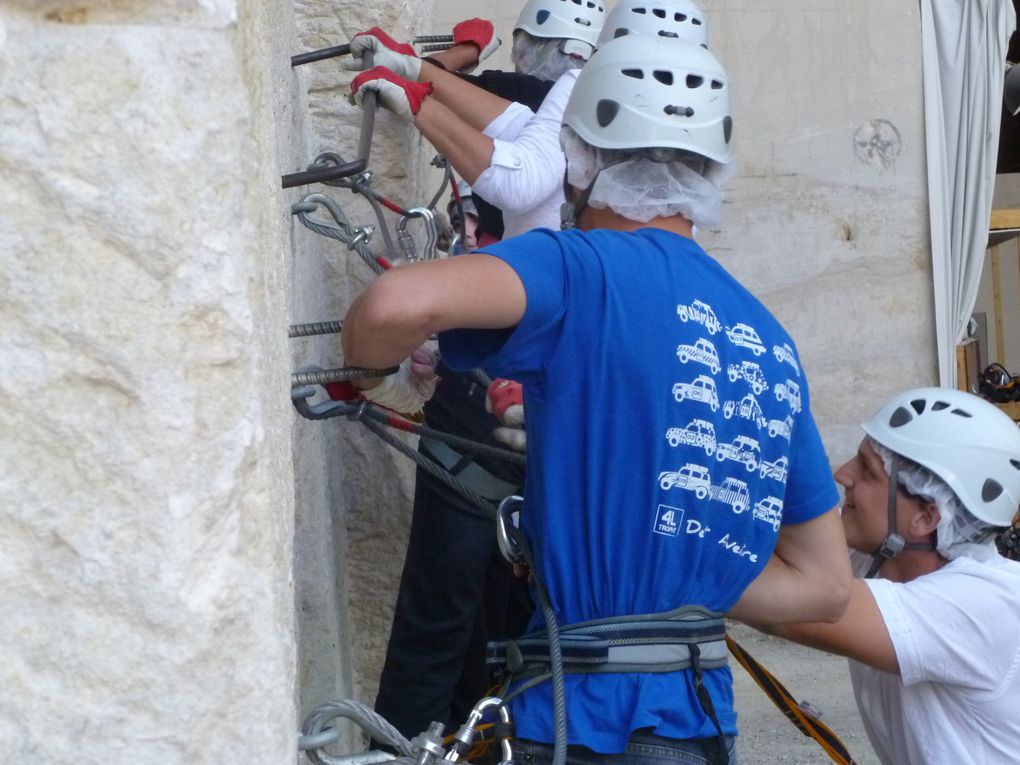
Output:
top-left (413, 99), bottom-right (496, 184)
top-left (417, 64), bottom-right (515, 132)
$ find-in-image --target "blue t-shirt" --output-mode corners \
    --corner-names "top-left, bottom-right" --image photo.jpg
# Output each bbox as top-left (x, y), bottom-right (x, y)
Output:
top-left (440, 228), bottom-right (838, 752)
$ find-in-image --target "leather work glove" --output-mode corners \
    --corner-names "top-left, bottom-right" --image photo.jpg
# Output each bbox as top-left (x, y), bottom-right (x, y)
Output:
top-left (341, 27), bottom-right (422, 80)
top-left (359, 346), bottom-right (439, 417)
top-left (350, 67), bottom-right (434, 123)
top-left (451, 18), bottom-right (501, 72)
top-left (486, 378), bottom-right (526, 452)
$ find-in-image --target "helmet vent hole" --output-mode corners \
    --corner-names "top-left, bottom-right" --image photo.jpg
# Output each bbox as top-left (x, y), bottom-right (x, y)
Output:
top-left (951, 408), bottom-right (973, 418)
top-left (687, 75), bottom-right (704, 88)
top-left (910, 398), bottom-right (926, 414)
top-left (632, 7), bottom-right (647, 14)
top-left (711, 80), bottom-right (724, 89)
top-left (692, 17), bottom-right (703, 25)
top-left (723, 115), bottom-right (733, 143)
top-left (622, 68), bottom-right (644, 79)
top-left (653, 8), bottom-right (666, 18)
top-left (536, 10), bottom-right (550, 24)
top-left (889, 406), bottom-right (913, 427)
top-left (596, 99), bottom-right (620, 127)
top-left (659, 30), bottom-right (679, 37)
top-left (575, 17), bottom-right (592, 25)
top-left (675, 13), bottom-right (688, 22)
top-left (572, 0), bottom-right (582, 5)
top-left (587, 1), bottom-right (596, 7)
top-left (1010, 459), bottom-right (1020, 471)
top-left (653, 70), bottom-right (673, 85)
top-left (614, 28), bottom-right (629, 38)
top-left (931, 401), bottom-right (950, 411)
top-left (982, 479), bottom-right (1004, 503)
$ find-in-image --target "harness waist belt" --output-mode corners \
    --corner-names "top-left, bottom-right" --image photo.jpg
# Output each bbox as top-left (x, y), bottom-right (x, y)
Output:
top-left (487, 607), bottom-right (728, 678)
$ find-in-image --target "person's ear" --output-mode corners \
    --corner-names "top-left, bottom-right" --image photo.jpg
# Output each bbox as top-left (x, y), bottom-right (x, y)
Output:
top-left (911, 500), bottom-right (941, 538)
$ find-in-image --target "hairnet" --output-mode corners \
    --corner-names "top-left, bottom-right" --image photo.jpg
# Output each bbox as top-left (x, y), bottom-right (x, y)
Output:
top-left (511, 30), bottom-right (583, 82)
top-left (560, 125), bottom-right (734, 229)
top-left (871, 440), bottom-right (1000, 562)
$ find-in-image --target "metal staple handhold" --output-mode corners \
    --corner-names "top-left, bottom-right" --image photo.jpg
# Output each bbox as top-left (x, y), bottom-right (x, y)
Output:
top-left (299, 727), bottom-right (342, 751)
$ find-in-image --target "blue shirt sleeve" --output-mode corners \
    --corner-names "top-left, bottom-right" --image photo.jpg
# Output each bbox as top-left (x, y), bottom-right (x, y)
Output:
top-left (439, 229), bottom-right (569, 386)
top-left (782, 374), bottom-right (840, 524)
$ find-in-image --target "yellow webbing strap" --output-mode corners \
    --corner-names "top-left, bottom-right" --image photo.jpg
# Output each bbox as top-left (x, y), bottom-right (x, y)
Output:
top-left (727, 636), bottom-right (859, 765)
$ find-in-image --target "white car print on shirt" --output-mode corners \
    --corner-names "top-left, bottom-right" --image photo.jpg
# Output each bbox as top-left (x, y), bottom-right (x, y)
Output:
top-left (672, 374), bottom-right (720, 412)
top-left (725, 323), bottom-right (765, 356)
top-left (676, 299), bottom-right (722, 335)
top-left (723, 394), bottom-right (767, 429)
top-left (760, 455), bottom-right (789, 483)
top-left (658, 463), bottom-right (713, 499)
top-left (676, 337), bottom-right (721, 375)
top-left (775, 379), bottom-right (802, 414)
top-left (665, 419), bottom-right (717, 455)
top-left (753, 496), bottom-right (784, 531)
top-left (773, 342), bottom-right (801, 374)
top-left (711, 476), bottom-right (751, 514)
top-left (767, 414), bottom-right (794, 441)
top-left (715, 435), bottom-right (761, 472)
top-left (727, 361), bottom-right (769, 395)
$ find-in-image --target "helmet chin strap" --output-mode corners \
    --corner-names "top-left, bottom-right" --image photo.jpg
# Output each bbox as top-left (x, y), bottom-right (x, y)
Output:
top-left (865, 470), bottom-right (936, 578)
top-left (559, 172), bottom-right (600, 230)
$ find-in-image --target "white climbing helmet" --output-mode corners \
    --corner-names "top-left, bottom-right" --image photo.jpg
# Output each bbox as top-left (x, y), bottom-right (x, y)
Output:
top-left (597, 0), bottom-right (709, 49)
top-left (563, 34), bottom-right (733, 163)
top-left (514, 0), bottom-right (607, 60)
top-left (862, 387), bottom-right (1020, 527)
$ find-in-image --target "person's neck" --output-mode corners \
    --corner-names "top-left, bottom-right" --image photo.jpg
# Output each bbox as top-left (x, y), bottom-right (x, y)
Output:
top-left (877, 549), bottom-right (948, 583)
top-left (579, 206), bottom-right (694, 239)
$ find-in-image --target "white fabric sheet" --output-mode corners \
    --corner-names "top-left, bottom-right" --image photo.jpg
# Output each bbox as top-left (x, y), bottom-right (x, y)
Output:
top-left (921, 0), bottom-right (1015, 387)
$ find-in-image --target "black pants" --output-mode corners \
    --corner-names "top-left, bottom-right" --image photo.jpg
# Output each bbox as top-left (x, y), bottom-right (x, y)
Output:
top-left (373, 462), bottom-right (533, 740)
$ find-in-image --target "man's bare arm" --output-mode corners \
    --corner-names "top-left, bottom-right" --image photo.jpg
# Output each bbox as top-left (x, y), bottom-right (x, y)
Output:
top-left (728, 507), bottom-right (852, 626)
top-left (417, 63), bottom-right (519, 133)
top-left (341, 253), bottom-right (527, 372)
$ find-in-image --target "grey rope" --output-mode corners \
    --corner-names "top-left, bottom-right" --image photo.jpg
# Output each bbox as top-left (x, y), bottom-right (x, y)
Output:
top-left (293, 194), bottom-right (386, 274)
top-left (301, 699), bottom-right (414, 765)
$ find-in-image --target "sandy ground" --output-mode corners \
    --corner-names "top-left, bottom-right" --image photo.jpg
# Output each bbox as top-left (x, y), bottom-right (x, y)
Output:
top-left (728, 622), bottom-right (880, 765)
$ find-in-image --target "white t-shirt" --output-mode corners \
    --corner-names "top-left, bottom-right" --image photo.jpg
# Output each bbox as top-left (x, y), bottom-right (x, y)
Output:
top-left (849, 555), bottom-right (1020, 764)
top-left (474, 69), bottom-right (580, 238)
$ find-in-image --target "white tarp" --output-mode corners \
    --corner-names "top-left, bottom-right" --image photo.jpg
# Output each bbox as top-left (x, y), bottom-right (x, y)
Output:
top-left (922, 0), bottom-right (1015, 388)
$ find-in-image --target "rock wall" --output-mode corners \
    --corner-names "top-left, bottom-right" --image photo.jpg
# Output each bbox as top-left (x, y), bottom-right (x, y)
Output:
top-left (0, 1), bottom-right (300, 762)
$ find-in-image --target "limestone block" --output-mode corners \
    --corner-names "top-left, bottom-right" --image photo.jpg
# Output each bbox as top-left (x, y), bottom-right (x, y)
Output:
top-left (0, 4), bottom-right (298, 762)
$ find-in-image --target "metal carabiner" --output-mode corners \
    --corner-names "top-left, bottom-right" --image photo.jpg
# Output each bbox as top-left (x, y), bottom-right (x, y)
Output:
top-left (496, 496), bottom-right (528, 566)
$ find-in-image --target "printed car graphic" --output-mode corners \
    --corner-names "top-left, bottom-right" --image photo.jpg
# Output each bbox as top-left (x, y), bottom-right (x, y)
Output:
top-left (658, 463), bottom-right (712, 499)
top-left (772, 342), bottom-right (801, 374)
top-left (711, 476), bottom-right (751, 514)
top-left (676, 337), bottom-right (721, 374)
top-left (676, 299), bottom-right (722, 335)
top-left (727, 361), bottom-right (768, 394)
top-left (715, 435), bottom-right (761, 472)
top-left (774, 379), bottom-right (802, 414)
top-left (767, 414), bottom-right (794, 441)
top-left (672, 375), bottom-right (720, 412)
top-left (725, 323), bottom-right (765, 356)
top-left (665, 419), bottom-right (717, 455)
top-left (753, 496), bottom-right (784, 531)
top-left (723, 393), bottom-right (767, 429)
top-left (760, 455), bottom-right (789, 483)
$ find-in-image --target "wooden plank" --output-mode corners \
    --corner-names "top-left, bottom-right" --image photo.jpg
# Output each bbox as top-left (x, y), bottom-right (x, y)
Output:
top-left (996, 401), bottom-right (1020, 422)
top-left (990, 208), bottom-right (1020, 230)
top-left (992, 244), bottom-right (1006, 364)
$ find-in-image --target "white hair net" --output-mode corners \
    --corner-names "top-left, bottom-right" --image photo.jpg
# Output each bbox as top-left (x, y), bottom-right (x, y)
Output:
top-left (561, 125), bottom-right (734, 229)
top-left (511, 31), bottom-right (583, 82)
top-left (871, 440), bottom-right (1000, 562)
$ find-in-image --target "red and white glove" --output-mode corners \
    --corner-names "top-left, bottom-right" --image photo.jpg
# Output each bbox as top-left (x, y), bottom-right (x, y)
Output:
top-left (350, 67), bottom-right (434, 122)
top-left (341, 27), bottom-right (422, 80)
top-left (452, 19), bottom-right (501, 72)
top-left (358, 346), bottom-right (439, 417)
top-left (486, 378), bottom-right (526, 452)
